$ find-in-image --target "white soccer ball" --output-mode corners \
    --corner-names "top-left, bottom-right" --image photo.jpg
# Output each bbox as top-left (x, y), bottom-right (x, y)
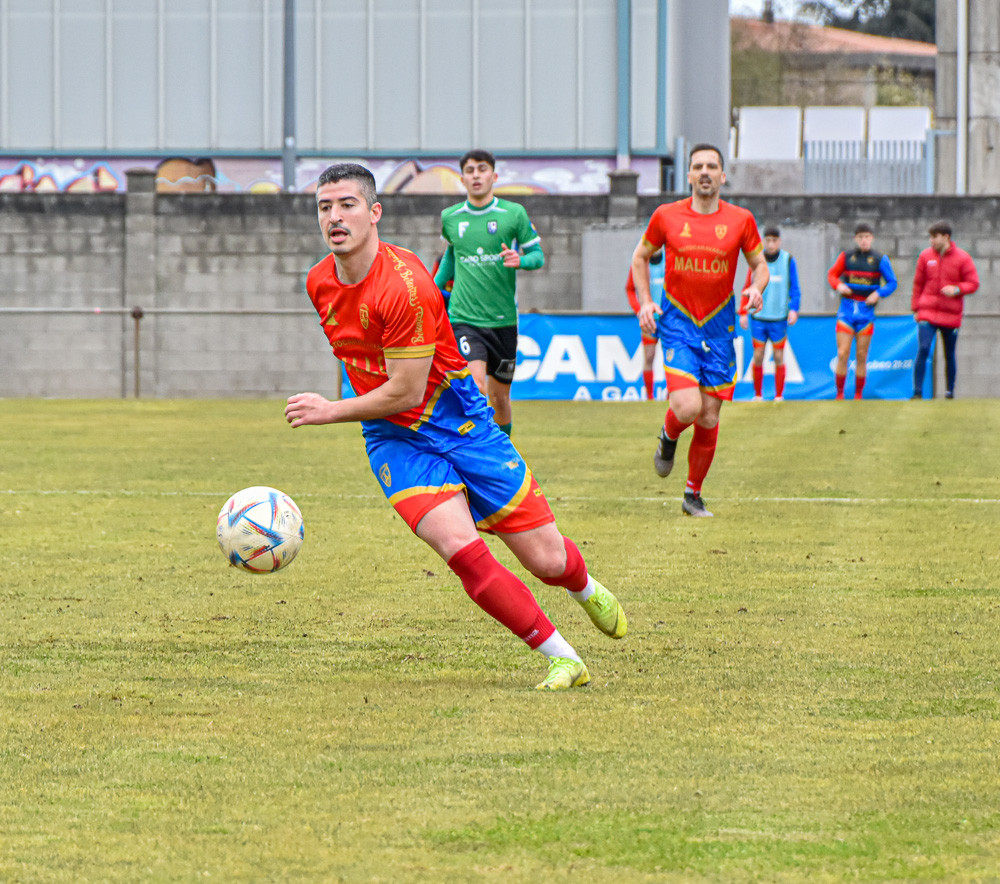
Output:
top-left (216, 486), bottom-right (304, 573)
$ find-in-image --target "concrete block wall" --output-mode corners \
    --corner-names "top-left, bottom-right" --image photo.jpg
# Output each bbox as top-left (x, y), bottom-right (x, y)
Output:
top-left (1, 177), bottom-right (997, 398)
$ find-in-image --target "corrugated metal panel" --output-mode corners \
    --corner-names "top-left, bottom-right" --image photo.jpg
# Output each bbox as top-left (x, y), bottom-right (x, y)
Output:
top-left (0, 0), bottom-right (680, 155)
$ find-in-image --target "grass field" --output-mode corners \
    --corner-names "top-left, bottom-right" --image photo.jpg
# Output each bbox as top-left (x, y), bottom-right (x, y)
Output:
top-left (2, 397), bottom-right (999, 883)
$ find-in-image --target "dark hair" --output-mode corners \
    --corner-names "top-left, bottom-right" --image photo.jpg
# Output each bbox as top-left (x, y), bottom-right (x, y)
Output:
top-left (854, 221), bottom-right (874, 235)
top-left (459, 149), bottom-right (496, 171)
top-left (688, 143), bottom-right (724, 171)
top-left (764, 226), bottom-right (781, 238)
top-left (316, 163), bottom-right (378, 208)
top-left (928, 219), bottom-right (952, 237)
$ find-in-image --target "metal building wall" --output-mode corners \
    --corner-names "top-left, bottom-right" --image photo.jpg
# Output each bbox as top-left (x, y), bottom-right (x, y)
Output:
top-left (0, 0), bottom-right (729, 159)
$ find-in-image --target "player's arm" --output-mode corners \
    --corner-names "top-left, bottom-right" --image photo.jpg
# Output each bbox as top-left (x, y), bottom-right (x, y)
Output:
top-left (501, 239), bottom-right (544, 270)
top-left (787, 256), bottom-right (801, 324)
top-left (742, 249), bottom-right (768, 313)
top-left (738, 266), bottom-right (754, 328)
top-left (433, 245), bottom-right (455, 300)
top-left (285, 355), bottom-right (432, 428)
top-left (631, 237), bottom-right (662, 335)
top-left (828, 252), bottom-right (852, 295)
top-left (876, 256), bottom-right (897, 299)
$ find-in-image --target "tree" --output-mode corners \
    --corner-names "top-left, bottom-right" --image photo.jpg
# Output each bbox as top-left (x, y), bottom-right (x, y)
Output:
top-left (798, 0), bottom-right (934, 42)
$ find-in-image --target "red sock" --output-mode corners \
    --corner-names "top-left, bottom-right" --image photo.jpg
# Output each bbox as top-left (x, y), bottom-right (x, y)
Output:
top-left (532, 536), bottom-right (588, 593)
top-left (855, 375), bottom-right (866, 399)
top-left (774, 364), bottom-right (786, 397)
top-left (642, 370), bottom-right (654, 400)
top-left (752, 364), bottom-right (764, 397)
top-left (664, 409), bottom-right (692, 441)
top-left (686, 423), bottom-right (719, 494)
top-left (835, 373), bottom-right (846, 398)
top-left (448, 539), bottom-right (554, 648)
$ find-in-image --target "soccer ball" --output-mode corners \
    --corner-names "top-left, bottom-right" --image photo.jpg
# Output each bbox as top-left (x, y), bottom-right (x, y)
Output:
top-left (216, 486), bottom-right (304, 573)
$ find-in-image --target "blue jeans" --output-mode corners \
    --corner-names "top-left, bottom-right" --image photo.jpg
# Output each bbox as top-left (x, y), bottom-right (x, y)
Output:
top-left (913, 321), bottom-right (959, 396)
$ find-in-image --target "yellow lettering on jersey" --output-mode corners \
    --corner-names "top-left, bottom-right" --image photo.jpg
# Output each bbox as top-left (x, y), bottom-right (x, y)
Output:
top-left (676, 256), bottom-right (730, 275)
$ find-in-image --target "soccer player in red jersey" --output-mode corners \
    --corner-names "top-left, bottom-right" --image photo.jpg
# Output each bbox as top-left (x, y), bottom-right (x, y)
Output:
top-left (630, 144), bottom-right (768, 517)
top-left (285, 163), bottom-right (626, 690)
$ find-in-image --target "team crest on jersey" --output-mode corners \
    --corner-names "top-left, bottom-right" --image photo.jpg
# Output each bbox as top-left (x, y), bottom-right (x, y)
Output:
top-left (488, 220), bottom-right (498, 234)
top-left (379, 463), bottom-right (391, 487)
top-left (715, 225), bottom-right (728, 239)
top-left (322, 303), bottom-right (338, 327)
top-left (665, 348), bottom-right (675, 362)
top-left (868, 256), bottom-right (876, 265)
top-left (680, 223), bottom-right (692, 238)
top-left (359, 304), bottom-right (369, 329)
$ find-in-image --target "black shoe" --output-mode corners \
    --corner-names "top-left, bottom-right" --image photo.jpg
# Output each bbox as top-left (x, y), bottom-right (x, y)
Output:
top-left (910, 393), bottom-right (922, 400)
top-left (945, 390), bottom-right (954, 399)
top-left (653, 429), bottom-right (677, 478)
top-left (682, 491), bottom-right (713, 518)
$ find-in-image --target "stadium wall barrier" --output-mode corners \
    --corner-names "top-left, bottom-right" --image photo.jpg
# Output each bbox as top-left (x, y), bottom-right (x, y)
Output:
top-left (1, 173), bottom-right (999, 399)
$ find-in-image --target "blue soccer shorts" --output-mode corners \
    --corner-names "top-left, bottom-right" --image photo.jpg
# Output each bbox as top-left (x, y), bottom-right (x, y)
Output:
top-left (749, 317), bottom-right (789, 349)
top-left (661, 335), bottom-right (737, 400)
top-left (836, 299), bottom-right (876, 336)
top-left (363, 418), bottom-right (554, 535)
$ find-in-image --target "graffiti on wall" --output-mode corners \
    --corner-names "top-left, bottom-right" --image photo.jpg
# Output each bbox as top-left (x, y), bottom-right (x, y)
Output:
top-left (0, 155), bottom-right (662, 195)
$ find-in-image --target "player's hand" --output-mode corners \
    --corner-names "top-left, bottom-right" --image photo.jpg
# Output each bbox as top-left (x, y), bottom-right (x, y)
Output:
top-left (788, 309), bottom-right (798, 326)
top-left (836, 282), bottom-right (853, 296)
top-left (865, 292), bottom-right (880, 307)
top-left (638, 301), bottom-right (661, 336)
top-left (739, 313), bottom-right (749, 330)
top-left (941, 285), bottom-right (960, 297)
top-left (285, 392), bottom-right (336, 427)
top-left (742, 286), bottom-right (763, 313)
top-left (500, 242), bottom-right (521, 268)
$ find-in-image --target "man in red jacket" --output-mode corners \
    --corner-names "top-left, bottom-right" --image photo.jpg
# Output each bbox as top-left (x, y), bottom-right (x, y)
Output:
top-left (911, 220), bottom-right (980, 399)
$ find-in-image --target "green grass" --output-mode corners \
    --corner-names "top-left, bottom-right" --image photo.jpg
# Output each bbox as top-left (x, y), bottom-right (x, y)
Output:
top-left (2, 398), bottom-right (999, 882)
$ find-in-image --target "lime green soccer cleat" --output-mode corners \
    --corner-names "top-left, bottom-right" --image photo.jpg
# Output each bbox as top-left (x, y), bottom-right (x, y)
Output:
top-left (535, 657), bottom-right (591, 691)
top-left (577, 580), bottom-right (627, 639)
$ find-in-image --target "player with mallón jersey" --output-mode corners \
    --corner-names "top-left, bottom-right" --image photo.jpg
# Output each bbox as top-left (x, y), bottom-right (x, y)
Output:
top-left (286, 163), bottom-right (626, 691)
top-left (631, 143), bottom-right (768, 517)
top-left (739, 226), bottom-right (801, 401)
top-left (434, 150), bottom-right (544, 437)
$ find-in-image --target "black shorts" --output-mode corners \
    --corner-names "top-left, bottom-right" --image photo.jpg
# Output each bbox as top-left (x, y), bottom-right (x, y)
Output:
top-left (452, 323), bottom-right (518, 385)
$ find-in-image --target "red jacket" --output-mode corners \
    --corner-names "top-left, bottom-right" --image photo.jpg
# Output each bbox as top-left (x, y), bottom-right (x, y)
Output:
top-left (910, 242), bottom-right (979, 328)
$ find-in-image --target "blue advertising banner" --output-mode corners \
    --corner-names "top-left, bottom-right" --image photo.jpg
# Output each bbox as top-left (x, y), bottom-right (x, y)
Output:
top-left (511, 314), bottom-right (926, 401)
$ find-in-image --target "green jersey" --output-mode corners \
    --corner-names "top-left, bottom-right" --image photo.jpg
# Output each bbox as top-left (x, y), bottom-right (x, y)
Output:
top-left (437, 196), bottom-right (542, 328)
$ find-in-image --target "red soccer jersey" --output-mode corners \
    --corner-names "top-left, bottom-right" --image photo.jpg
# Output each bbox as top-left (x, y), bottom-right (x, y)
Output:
top-left (641, 197), bottom-right (763, 328)
top-left (305, 241), bottom-right (468, 428)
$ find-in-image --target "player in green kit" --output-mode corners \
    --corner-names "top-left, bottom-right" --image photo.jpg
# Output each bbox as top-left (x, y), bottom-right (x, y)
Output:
top-left (434, 150), bottom-right (544, 437)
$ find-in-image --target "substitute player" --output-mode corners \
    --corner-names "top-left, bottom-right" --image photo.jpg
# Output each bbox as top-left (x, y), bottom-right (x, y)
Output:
top-left (739, 226), bottom-right (801, 402)
top-left (286, 163), bottom-right (626, 691)
top-left (625, 250), bottom-right (665, 400)
top-left (631, 143), bottom-right (768, 518)
top-left (827, 221), bottom-right (897, 400)
top-left (434, 150), bottom-right (544, 437)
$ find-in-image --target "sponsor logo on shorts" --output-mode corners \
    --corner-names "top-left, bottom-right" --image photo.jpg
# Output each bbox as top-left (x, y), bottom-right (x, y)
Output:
top-left (458, 420), bottom-right (475, 435)
top-left (379, 463), bottom-right (391, 487)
